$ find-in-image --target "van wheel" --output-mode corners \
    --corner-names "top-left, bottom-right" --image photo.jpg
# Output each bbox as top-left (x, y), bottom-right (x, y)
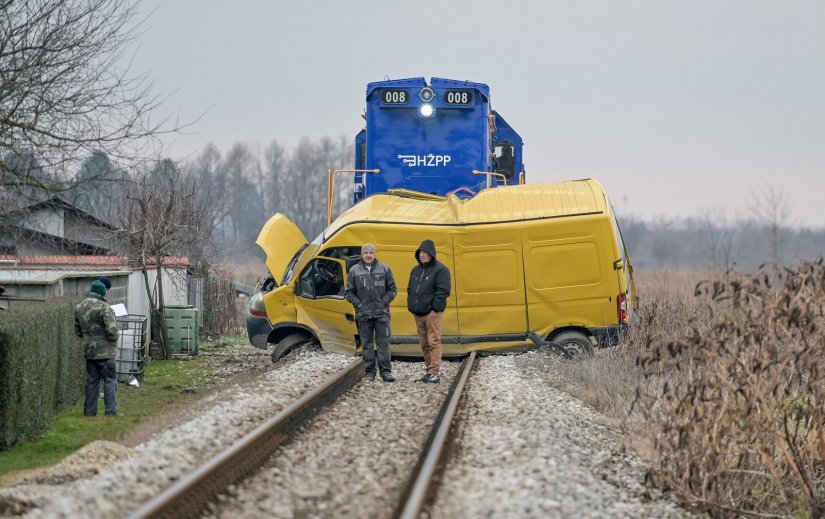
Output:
top-left (551, 331), bottom-right (594, 359)
top-left (271, 332), bottom-right (312, 363)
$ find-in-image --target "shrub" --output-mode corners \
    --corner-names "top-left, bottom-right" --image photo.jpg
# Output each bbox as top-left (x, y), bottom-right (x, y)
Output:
top-left (634, 260), bottom-right (825, 517)
top-left (0, 298), bottom-right (84, 450)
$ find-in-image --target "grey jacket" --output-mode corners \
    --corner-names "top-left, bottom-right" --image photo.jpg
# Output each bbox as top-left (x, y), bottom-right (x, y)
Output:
top-left (345, 259), bottom-right (397, 320)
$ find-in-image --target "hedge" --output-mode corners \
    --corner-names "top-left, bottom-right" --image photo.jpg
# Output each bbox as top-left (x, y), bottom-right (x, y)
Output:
top-left (0, 297), bottom-right (85, 450)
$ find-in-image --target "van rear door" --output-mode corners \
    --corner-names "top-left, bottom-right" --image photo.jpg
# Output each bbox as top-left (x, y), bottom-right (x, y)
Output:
top-left (610, 211), bottom-right (634, 322)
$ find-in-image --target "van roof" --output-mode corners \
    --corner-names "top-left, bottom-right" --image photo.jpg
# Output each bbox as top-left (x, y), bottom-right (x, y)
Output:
top-left (327, 178), bottom-right (608, 238)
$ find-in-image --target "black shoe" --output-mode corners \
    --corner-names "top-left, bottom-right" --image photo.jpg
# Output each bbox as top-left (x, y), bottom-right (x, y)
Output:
top-left (366, 372), bottom-right (376, 381)
top-left (381, 372), bottom-right (396, 382)
top-left (417, 374), bottom-right (432, 382)
top-left (424, 374), bottom-right (440, 383)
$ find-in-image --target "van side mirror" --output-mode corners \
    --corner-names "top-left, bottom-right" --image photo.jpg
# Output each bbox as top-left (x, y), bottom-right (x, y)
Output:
top-left (613, 259), bottom-right (625, 270)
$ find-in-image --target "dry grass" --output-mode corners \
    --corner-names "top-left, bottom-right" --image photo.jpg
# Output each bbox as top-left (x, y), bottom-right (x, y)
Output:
top-left (550, 262), bottom-right (825, 518)
top-left (542, 268), bottom-right (714, 420)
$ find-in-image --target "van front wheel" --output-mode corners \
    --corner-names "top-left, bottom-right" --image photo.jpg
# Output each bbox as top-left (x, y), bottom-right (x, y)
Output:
top-left (271, 332), bottom-right (312, 363)
top-left (551, 331), bottom-right (594, 359)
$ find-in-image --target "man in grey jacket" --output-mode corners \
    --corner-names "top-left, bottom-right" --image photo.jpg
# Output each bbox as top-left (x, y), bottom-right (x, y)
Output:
top-left (345, 243), bottom-right (398, 382)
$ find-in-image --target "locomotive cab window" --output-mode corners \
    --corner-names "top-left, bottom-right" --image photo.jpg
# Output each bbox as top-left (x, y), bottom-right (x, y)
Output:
top-left (296, 259), bottom-right (345, 299)
top-left (495, 143), bottom-right (516, 181)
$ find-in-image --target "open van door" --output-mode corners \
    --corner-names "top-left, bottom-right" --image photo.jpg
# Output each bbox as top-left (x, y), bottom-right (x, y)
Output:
top-left (293, 257), bottom-right (357, 354)
top-left (256, 213), bottom-right (308, 284)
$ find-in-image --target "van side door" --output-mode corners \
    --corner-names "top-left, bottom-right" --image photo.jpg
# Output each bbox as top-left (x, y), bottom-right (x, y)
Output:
top-left (453, 227), bottom-right (527, 339)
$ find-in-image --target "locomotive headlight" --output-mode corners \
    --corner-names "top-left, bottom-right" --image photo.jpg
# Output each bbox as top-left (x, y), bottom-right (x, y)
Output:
top-left (418, 103), bottom-right (435, 118)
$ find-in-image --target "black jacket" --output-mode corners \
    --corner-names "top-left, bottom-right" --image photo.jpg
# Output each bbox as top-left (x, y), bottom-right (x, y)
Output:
top-left (345, 259), bottom-right (397, 320)
top-left (406, 239), bottom-right (451, 316)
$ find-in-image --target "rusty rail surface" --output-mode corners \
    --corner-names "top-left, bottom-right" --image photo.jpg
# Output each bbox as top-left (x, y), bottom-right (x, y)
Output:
top-left (129, 359), bottom-right (364, 519)
top-left (395, 351), bottom-right (477, 519)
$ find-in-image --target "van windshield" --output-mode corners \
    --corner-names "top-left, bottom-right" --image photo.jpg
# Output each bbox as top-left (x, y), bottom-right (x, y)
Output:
top-left (282, 232), bottom-right (323, 285)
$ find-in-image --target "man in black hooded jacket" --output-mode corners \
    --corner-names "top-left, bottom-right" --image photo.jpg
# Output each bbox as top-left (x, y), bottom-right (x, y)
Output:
top-left (407, 239), bottom-right (451, 383)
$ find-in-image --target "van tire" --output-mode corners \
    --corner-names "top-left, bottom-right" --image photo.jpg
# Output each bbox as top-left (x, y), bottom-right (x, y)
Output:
top-left (271, 332), bottom-right (312, 363)
top-left (551, 331), bottom-right (594, 359)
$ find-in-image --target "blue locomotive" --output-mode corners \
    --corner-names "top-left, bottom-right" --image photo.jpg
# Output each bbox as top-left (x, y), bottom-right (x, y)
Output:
top-left (352, 77), bottom-right (524, 202)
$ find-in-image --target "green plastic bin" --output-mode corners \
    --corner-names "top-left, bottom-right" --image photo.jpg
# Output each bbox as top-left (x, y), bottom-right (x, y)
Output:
top-left (164, 305), bottom-right (199, 355)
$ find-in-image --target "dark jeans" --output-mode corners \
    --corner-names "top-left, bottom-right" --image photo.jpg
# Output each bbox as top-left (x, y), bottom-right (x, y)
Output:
top-left (85, 359), bottom-right (118, 416)
top-left (359, 318), bottom-right (392, 375)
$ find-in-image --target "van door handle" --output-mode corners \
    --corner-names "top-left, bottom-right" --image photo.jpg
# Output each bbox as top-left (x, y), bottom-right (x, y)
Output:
top-left (345, 313), bottom-right (354, 322)
top-left (613, 259), bottom-right (625, 270)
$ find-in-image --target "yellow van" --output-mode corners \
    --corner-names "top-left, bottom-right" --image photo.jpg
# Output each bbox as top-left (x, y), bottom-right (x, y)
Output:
top-left (247, 178), bottom-right (637, 361)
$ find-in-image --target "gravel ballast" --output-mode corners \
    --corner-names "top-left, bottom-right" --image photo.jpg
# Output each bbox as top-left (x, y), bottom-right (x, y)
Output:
top-left (1, 348), bottom-right (698, 518)
top-left (207, 361), bottom-right (457, 518)
top-left (429, 353), bottom-right (693, 518)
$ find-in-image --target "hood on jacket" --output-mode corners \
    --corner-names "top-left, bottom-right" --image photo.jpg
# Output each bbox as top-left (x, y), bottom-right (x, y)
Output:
top-left (415, 239), bottom-right (437, 264)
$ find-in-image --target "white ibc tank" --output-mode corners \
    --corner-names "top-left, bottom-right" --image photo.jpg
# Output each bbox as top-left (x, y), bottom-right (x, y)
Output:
top-left (116, 328), bottom-right (141, 382)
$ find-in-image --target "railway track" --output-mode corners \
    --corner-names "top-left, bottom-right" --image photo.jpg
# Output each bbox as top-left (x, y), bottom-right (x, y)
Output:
top-left (128, 353), bottom-right (476, 519)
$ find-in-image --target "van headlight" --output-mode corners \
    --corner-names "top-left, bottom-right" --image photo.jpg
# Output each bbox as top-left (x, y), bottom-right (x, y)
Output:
top-left (249, 292), bottom-right (267, 318)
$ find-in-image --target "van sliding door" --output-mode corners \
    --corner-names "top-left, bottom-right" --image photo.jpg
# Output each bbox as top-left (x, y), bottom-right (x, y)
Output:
top-left (453, 229), bottom-right (527, 339)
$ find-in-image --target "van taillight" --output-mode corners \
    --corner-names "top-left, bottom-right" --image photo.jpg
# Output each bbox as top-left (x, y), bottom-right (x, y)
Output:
top-left (617, 292), bottom-right (628, 323)
top-left (249, 292), bottom-right (268, 318)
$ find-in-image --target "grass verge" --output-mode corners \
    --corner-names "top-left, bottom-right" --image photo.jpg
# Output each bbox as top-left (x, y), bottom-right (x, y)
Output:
top-left (0, 335), bottom-right (256, 487)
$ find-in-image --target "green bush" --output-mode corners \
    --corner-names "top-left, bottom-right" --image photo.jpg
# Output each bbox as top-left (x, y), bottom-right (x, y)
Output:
top-left (0, 298), bottom-right (85, 450)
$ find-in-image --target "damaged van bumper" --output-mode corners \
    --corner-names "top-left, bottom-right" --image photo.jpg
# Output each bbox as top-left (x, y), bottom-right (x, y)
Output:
top-left (246, 309), bottom-right (273, 350)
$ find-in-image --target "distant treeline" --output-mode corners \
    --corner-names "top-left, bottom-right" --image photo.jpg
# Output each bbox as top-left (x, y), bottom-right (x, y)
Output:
top-left (619, 213), bottom-right (825, 269)
top-left (7, 140), bottom-right (822, 270)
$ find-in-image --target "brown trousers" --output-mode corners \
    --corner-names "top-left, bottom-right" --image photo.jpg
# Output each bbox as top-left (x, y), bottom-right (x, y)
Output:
top-left (414, 311), bottom-right (444, 375)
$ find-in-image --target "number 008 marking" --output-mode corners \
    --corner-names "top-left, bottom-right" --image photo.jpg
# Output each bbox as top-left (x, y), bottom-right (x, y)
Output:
top-left (381, 89), bottom-right (409, 104)
top-left (444, 90), bottom-right (473, 105)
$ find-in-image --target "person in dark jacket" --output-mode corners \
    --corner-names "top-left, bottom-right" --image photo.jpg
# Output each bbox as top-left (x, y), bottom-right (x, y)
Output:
top-left (345, 243), bottom-right (398, 382)
top-left (407, 239), bottom-right (451, 383)
top-left (75, 280), bottom-right (120, 416)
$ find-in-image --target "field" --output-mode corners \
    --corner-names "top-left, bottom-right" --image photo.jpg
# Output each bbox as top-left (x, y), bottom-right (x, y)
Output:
top-left (546, 263), bottom-right (825, 518)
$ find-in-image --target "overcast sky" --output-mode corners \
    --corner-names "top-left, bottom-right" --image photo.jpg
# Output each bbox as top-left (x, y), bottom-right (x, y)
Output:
top-left (132, 0), bottom-right (825, 228)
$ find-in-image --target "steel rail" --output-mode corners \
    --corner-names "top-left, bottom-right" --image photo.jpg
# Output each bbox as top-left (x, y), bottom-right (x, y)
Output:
top-left (395, 351), bottom-right (477, 519)
top-left (129, 359), bottom-right (364, 519)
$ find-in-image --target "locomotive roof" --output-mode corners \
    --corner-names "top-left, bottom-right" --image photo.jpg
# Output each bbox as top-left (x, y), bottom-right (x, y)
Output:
top-left (365, 77), bottom-right (490, 102)
top-left (325, 178), bottom-right (608, 238)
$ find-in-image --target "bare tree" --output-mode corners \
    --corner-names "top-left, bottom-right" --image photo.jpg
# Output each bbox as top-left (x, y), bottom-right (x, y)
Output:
top-left (696, 208), bottom-right (738, 270)
top-left (648, 216), bottom-right (680, 267)
top-left (749, 186), bottom-right (790, 265)
top-left (263, 139), bottom-right (287, 217)
top-left (115, 159), bottom-right (218, 358)
top-left (187, 143), bottom-right (228, 244)
top-left (1, 0), bottom-right (176, 199)
top-left (222, 142), bottom-right (263, 246)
